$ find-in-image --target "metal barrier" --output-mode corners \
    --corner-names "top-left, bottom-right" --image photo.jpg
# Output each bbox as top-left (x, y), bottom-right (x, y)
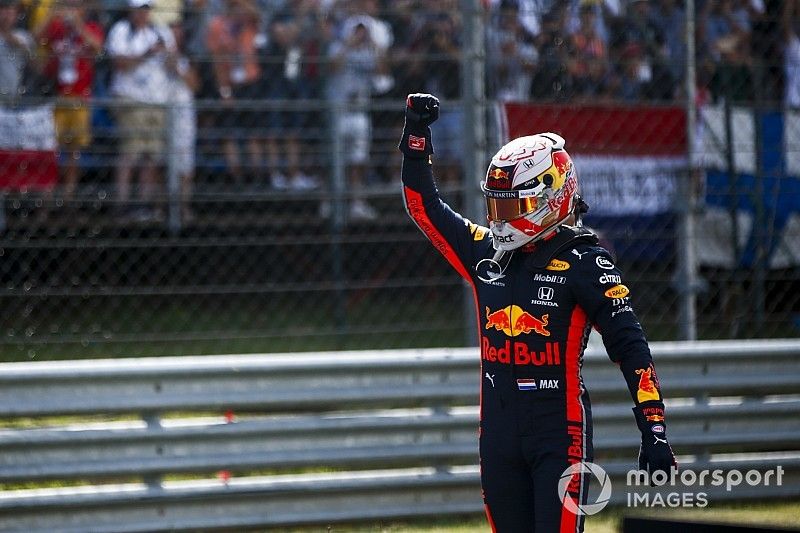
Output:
top-left (1, 339), bottom-right (799, 531)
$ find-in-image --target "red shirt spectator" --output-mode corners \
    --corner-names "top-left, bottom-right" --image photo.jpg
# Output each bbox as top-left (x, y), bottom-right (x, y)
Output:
top-left (38, 5), bottom-right (103, 98)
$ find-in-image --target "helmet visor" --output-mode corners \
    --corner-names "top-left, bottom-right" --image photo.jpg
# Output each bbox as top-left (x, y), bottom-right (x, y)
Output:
top-left (486, 196), bottom-right (543, 221)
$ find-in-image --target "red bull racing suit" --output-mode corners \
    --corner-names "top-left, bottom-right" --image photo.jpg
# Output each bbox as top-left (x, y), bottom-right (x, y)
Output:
top-left (401, 154), bottom-right (673, 532)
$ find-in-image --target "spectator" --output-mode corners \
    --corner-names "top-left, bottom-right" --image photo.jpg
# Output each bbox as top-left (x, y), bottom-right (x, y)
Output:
top-left (384, 0), bottom-right (426, 58)
top-left (107, 0), bottom-right (176, 220)
top-left (612, 0), bottom-right (674, 100)
top-left (702, 0), bottom-right (752, 61)
top-left (408, 8), bottom-right (463, 183)
top-left (710, 33), bottom-right (754, 103)
top-left (615, 41), bottom-right (651, 100)
top-left (569, 2), bottom-right (611, 98)
top-left (326, 20), bottom-right (385, 220)
top-left (295, 0), bottom-right (331, 179)
top-left (384, 0), bottom-right (427, 87)
top-left (0, 0), bottom-right (34, 101)
top-left (167, 21), bottom-right (198, 222)
top-left (487, 0), bottom-right (538, 102)
top-left (337, 0), bottom-right (397, 185)
top-left (151, 0), bottom-right (181, 27)
top-left (36, 0), bottom-right (103, 202)
top-left (337, 0), bottom-right (393, 52)
top-left (261, 10), bottom-right (318, 190)
top-left (650, 0), bottom-right (686, 84)
top-left (568, 0), bottom-right (623, 45)
top-left (22, 0), bottom-right (53, 33)
top-left (530, 4), bottom-right (574, 100)
top-left (206, 0), bottom-right (263, 182)
top-left (182, 0), bottom-right (221, 61)
top-left (181, 0), bottom-right (222, 177)
top-left (378, 0), bottom-right (427, 183)
top-left (485, 0), bottom-right (559, 38)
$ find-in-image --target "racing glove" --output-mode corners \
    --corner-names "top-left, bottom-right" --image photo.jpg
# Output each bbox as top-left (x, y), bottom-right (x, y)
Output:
top-left (633, 401), bottom-right (677, 481)
top-left (399, 93), bottom-right (439, 159)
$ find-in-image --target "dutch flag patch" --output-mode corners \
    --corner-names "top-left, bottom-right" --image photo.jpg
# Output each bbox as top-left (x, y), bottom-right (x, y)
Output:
top-left (517, 379), bottom-right (538, 391)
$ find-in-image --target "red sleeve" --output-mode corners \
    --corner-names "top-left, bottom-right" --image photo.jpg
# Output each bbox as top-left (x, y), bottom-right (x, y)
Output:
top-left (86, 21), bottom-right (105, 45)
top-left (41, 20), bottom-right (63, 45)
top-left (401, 157), bottom-right (489, 284)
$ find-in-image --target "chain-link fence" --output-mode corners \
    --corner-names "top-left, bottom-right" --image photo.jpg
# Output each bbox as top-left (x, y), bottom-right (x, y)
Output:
top-left (0, 0), bottom-right (798, 361)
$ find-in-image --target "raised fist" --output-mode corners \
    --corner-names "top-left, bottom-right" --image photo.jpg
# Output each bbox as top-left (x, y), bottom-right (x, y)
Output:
top-left (405, 93), bottom-right (440, 128)
top-left (399, 94), bottom-right (438, 158)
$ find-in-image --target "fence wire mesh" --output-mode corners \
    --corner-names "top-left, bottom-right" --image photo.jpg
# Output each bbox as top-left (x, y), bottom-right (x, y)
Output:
top-left (0, 0), bottom-right (798, 361)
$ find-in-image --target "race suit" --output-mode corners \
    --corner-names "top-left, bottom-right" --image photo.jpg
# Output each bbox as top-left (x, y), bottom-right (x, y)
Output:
top-left (401, 156), bottom-right (667, 533)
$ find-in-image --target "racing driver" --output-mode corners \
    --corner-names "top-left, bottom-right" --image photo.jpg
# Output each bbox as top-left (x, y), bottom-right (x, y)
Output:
top-left (399, 93), bottom-right (677, 532)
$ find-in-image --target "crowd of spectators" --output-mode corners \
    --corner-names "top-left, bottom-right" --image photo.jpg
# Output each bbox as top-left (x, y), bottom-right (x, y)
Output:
top-left (0, 0), bottom-right (796, 221)
top-left (487, 0), bottom-right (791, 105)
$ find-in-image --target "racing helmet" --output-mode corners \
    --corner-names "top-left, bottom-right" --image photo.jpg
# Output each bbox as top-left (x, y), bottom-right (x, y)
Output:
top-left (481, 133), bottom-right (578, 251)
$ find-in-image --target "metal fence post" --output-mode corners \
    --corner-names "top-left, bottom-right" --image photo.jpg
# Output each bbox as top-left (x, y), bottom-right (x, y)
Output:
top-left (751, 65), bottom-right (767, 333)
top-left (460, 0), bottom-right (487, 346)
top-left (142, 411), bottom-right (163, 490)
top-left (723, 98), bottom-right (744, 337)
top-left (678, 0), bottom-right (699, 340)
top-left (166, 103), bottom-right (181, 235)
top-left (329, 100), bottom-right (347, 342)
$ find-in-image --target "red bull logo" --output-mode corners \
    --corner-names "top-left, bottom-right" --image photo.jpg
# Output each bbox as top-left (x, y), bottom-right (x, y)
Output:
top-left (489, 168), bottom-right (508, 180)
top-left (486, 166), bottom-right (512, 190)
top-left (546, 171), bottom-right (577, 213)
top-left (485, 305), bottom-right (550, 337)
top-left (565, 422), bottom-right (585, 494)
top-left (635, 365), bottom-right (661, 403)
top-left (646, 414), bottom-right (665, 422)
top-left (552, 150), bottom-right (574, 176)
top-left (481, 337), bottom-right (561, 366)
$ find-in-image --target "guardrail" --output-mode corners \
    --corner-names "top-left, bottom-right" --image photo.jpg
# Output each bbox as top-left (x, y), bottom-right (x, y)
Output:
top-left (0, 339), bottom-right (799, 531)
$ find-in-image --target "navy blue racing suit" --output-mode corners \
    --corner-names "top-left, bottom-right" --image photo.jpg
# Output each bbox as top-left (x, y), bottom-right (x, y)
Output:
top-left (401, 156), bottom-right (668, 532)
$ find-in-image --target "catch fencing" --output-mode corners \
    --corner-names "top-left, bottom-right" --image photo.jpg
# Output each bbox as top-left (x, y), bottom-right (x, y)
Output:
top-left (1, 2), bottom-right (799, 362)
top-left (0, 339), bottom-right (798, 531)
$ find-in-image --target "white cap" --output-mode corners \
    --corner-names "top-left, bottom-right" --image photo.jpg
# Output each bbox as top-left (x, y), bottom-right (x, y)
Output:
top-left (129, 0), bottom-right (154, 8)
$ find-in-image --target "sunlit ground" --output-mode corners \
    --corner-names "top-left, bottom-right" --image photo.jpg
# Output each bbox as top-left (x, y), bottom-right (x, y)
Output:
top-left (277, 500), bottom-right (800, 532)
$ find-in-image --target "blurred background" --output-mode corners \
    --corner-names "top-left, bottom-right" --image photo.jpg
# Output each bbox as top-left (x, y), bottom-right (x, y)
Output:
top-left (0, 0), bottom-right (798, 361)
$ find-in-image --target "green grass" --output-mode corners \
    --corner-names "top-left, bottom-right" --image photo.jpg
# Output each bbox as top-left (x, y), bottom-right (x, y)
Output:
top-left (0, 292), bottom-right (469, 361)
top-left (646, 499), bottom-right (800, 527)
top-left (275, 500), bottom-right (800, 532)
top-left (2, 276), bottom-right (797, 362)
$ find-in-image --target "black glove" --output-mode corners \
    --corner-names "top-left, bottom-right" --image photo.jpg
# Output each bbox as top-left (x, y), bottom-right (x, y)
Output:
top-left (633, 402), bottom-right (677, 482)
top-left (399, 93), bottom-right (439, 158)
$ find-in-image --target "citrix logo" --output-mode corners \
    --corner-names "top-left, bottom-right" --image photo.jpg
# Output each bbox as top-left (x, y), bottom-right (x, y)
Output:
top-left (599, 273), bottom-right (622, 284)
